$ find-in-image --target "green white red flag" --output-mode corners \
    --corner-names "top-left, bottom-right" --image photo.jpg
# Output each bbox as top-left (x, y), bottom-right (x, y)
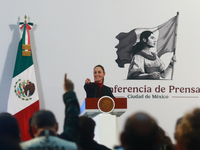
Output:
top-left (7, 21), bottom-right (39, 141)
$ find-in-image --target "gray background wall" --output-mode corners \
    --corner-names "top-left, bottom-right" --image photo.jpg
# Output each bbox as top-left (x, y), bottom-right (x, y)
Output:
top-left (1, 0), bottom-right (200, 143)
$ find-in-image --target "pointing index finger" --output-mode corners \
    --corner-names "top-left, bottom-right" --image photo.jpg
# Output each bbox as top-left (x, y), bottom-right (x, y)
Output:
top-left (64, 73), bottom-right (67, 83)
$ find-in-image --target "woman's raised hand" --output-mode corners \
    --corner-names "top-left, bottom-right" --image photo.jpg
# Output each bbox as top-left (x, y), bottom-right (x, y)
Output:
top-left (85, 78), bottom-right (91, 84)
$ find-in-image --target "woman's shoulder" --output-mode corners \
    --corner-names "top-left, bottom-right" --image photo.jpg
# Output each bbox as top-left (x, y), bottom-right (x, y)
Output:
top-left (131, 53), bottom-right (145, 63)
top-left (102, 84), bottom-right (111, 89)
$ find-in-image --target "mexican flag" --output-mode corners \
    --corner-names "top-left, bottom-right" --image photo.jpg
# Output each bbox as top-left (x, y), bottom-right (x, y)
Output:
top-left (7, 21), bottom-right (39, 141)
top-left (115, 13), bottom-right (179, 68)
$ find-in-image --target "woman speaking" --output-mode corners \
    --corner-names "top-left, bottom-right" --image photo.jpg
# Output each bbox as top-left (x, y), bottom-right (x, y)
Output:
top-left (84, 65), bottom-right (114, 98)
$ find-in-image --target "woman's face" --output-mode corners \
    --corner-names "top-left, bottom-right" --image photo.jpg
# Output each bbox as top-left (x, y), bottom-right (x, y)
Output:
top-left (93, 67), bottom-right (105, 83)
top-left (146, 33), bottom-right (156, 47)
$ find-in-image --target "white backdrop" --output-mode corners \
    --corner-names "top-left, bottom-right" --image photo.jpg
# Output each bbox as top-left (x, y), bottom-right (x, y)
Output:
top-left (1, 0), bottom-right (200, 143)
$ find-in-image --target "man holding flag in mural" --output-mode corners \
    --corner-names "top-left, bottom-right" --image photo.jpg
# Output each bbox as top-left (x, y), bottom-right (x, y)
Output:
top-left (115, 13), bottom-right (179, 80)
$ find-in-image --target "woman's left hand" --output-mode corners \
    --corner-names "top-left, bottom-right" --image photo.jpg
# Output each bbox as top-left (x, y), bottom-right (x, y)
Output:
top-left (168, 55), bottom-right (176, 68)
top-left (171, 55), bottom-right (176, 63)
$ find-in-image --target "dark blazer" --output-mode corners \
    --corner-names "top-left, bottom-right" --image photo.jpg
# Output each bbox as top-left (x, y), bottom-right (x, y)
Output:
top-left (84, 83), bottom-right (114, 98)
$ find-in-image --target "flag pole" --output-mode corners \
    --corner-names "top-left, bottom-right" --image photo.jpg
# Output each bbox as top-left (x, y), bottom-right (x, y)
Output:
top-left (171, 12), bottom-right (179, 80)
top-left (24, 15), bottom-right (27, 24)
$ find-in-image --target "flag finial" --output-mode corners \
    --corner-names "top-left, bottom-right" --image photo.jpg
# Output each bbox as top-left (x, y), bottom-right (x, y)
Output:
top-left (24, 15), bottom-right (27, 24)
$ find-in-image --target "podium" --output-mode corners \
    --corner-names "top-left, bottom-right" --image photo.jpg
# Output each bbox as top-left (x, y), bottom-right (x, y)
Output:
top-left (80, 97), bottom-right (127, 149)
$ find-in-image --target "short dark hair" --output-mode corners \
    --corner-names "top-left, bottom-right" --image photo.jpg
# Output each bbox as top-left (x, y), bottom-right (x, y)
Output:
top-left (123, 112), bottom-right (159, 150)
top-left (94, 65), bottom-right (105, 73)
top-left (175, 108), bottom-right (200, 150)
top-left (28, 117), bottom-right (34, 138)
top-left (31, 110), bottom-right (57, 128)
top-left (0, 136), bottom-right (22, 150)
top-left (0, 112), bottom-right (20, 142)
top-left (79, 116), bottom-right (95, 140)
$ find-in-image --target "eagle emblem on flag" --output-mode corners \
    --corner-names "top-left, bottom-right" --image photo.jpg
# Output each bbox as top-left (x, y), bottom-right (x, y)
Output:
top-left (14, 79), bottom-right (35, 100)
